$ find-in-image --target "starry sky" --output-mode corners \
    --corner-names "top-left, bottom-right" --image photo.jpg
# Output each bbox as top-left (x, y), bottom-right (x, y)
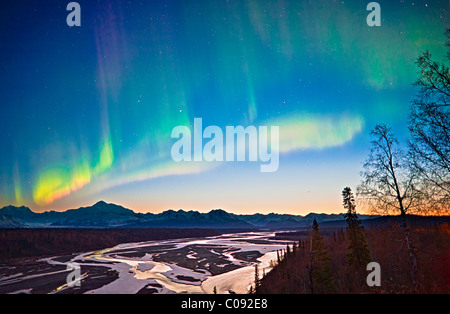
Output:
top-left (0, 0), bottom-right (448, 214)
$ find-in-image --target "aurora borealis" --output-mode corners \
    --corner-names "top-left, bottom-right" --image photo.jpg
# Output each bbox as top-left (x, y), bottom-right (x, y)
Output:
top-left (0, 0), bottom-right (448, 214)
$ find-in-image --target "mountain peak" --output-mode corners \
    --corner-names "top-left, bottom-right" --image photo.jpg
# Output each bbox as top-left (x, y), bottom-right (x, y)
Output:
top-left (0, 205), bottom-right (34, 215)
top-left (93, 200), bottom-right (108, 206)
top-left (0, 202), bottom-right (371, 230)
top-left (0, 205), bottom-right (37, 225)
top-left (209, 209), bottom-right (227, 214)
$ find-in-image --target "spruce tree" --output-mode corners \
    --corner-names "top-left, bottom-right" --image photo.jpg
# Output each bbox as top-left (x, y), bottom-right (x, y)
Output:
top-left (254, 263), bottom-right (260, 290)
top-left (343, 187), bottom-right (371, 269)
top-left (310, 219), bottom-right (335, 293)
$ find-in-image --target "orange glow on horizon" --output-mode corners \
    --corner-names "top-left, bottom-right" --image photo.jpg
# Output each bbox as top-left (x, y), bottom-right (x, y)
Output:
top-left (27, 197), bottom-right (373, 217)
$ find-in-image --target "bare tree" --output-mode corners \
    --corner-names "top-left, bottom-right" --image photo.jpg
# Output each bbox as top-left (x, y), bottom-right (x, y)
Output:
top-left (408, 35), bottom-right (450, 215)
top-left (358, 125), bottom-right (420, 214)
top-left (357, 124), bottom-right (419, 285)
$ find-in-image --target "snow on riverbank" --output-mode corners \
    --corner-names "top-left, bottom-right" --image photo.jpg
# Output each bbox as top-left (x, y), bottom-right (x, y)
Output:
top-left (79, 232), bottom-right (286, 294)
top-left (201, 251), bottom-right (278, 294)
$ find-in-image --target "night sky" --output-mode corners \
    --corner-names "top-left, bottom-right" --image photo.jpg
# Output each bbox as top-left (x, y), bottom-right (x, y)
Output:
top-left (0, 0), bottom-right (448, 214)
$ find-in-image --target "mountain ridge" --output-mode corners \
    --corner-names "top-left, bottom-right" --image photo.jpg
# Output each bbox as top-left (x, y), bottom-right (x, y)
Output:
top-left (0, 200), bottom-right (376, 229)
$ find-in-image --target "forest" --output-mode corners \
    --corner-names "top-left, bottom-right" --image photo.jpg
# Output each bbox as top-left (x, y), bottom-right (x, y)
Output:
top-left (254, 33), bottom-right (450, 294)
top-left (254, 214), bottom-right (450, 294)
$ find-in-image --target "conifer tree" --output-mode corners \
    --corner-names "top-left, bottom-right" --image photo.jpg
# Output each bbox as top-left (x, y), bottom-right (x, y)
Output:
top-left (342, 187), bottom-right (371, 269)
top-left (254, 263), bottom-right (260, 290)
top-left (310, 219), bottom-right (335, 293)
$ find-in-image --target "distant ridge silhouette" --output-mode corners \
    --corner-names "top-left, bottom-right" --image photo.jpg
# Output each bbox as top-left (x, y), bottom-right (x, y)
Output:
top-left (3, 201), bottom-right (443, 229)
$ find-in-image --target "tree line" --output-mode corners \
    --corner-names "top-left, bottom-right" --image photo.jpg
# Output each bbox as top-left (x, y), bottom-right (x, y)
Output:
top-left (253, 187), bottom-right (449, 293)
top-left (357, 28), bottom-right (450, 287)
top-left (253, 29), bottom-right (450, 294)
top-left (252, 187), bottom-right (372, 293)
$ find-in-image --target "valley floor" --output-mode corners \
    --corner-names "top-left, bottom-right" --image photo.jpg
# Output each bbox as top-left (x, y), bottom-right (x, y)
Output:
top-left (0, 231), bottom-right (289, 294)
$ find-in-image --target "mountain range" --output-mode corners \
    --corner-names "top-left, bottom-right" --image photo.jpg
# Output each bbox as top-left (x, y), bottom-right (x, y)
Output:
top-left (0, 200), bottom-right (379, 229)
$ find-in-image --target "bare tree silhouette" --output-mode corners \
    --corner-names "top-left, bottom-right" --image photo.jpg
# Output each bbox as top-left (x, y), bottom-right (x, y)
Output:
top-left (408, 29), bottom-right (450, 215)
top-left (358, 124), bottom-right (419, 286)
